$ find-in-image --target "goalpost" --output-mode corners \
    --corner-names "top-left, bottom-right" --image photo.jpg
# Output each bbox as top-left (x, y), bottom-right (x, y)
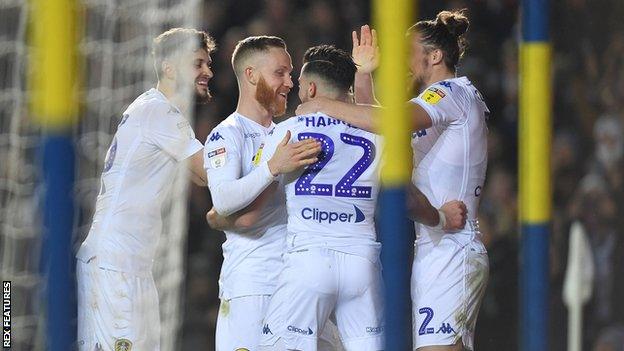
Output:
top-left (0, 0), bottom-right (201, 349)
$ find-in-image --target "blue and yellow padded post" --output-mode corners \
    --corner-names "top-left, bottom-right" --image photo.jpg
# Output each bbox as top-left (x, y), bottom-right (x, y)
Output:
top-left (374, 0), bottom-right (414, 348)
top-left (520, 0), bottom-right (551, 350)
top-left (30, 0), bottom-right (79, 348)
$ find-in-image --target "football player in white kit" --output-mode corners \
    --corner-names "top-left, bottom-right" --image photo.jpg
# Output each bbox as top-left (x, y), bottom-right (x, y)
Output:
top-left (76, 28), bottom-right (215, 351)
top-left (260, 45), bottom-right (385, 351)
top-left (203, 36), bottom-right (323, 351)
top-left (297, 11), bottom-right (489, 350)
top-left (240, 44), bottom-right (468, 351)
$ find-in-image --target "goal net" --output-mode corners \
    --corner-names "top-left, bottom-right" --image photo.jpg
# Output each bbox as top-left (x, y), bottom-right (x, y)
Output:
top-left (0, 0), bottom-right (201, 349)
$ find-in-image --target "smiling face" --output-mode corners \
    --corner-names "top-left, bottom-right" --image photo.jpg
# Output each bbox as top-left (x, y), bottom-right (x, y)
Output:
top-left (252, 47), bottom-right (294, 117)
top-left (175, 48), bottom-right (214, 104)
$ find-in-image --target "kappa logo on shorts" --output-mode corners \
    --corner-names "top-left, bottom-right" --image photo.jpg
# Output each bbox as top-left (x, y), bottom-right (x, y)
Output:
top-left (262, 323), bottom-right (273, 335)
top-left (436, 322), bottom-right (456, 335)
top-left (287, 325), bottom-right (314, 335)
top-left (114, 338), bottom-right (132, 351)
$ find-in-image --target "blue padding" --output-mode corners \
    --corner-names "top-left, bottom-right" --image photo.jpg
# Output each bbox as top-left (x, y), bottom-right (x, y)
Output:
top-left (379, 187), bottom-right (414, 350)
top-left (42, 135), bottom-right (76, 350)
top-left (520, 223), bottom-right (550, 351)
top-left (522, 0), bottom-right (549, 42)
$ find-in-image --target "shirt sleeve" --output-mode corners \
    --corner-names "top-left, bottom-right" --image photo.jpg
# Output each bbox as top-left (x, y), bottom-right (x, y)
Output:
top-left (410, 82), bottom-right (466, 127)
top-left (144, 102), bottom-right (203, 162)
top-left (204, 124), bottom-right (275, 216)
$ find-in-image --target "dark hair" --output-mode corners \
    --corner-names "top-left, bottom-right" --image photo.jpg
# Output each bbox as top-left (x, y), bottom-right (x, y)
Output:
top-left (231, 36), bottom-right (287, 76)
top-left (409, 9), bottom-right (469, 72)
top-left (302, 45), bottom-right (356, 93)
top-left (152, 28), bottom-right (216, 79)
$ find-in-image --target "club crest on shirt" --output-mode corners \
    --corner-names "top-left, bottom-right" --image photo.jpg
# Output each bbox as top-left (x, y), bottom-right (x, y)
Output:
top-left (252, 143), bottom-right (265, 166)
top-left (421, 87), bottom-right (446, 105)
top-left (207, 147), bottom-right (227, 169)
top-left (114, 338), bottom-right (132, 351)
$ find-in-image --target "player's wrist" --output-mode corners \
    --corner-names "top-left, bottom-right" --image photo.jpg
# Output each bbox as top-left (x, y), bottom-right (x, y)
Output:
top-left (266, 159), bottom-right (280, 177)
top-left (433, 209), bottom-right (447, 230)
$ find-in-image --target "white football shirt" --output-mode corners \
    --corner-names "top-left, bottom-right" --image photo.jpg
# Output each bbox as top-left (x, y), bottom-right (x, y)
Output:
top-left (204, 112), bottom-right (287, 299)
top-left (410, 77), bottom-right (489, 243)
top-left (77, 88), bottom-right (203, 273)
top-left (261, 112), bottom-right (382, 262)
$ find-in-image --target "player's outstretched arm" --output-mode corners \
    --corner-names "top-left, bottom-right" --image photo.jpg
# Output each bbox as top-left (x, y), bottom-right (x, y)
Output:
top-left (189, 150), bottom-right (207, 186)
top-left (296, 98), bottom-right (380, 133)
top-left (406, 183), bottom-right (467, 231)
top-left (352, 25), bottom-right (380, 105)
top-left (295, 99), bottom-right (434, 135)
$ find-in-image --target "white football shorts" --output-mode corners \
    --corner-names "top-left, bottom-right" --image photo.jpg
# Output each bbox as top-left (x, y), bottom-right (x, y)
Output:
top-left (260, 248), bottom-right (384, 351)
top-left (216, 294), bottom-right (272, 351)
top-left (76, 258), bottom-right (160, 351)
top-left (411, 236), bottom-right (489, 350)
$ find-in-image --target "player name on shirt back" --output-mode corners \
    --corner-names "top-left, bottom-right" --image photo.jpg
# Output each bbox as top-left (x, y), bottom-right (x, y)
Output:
top-left (296, 114), bottom-right (357, 129)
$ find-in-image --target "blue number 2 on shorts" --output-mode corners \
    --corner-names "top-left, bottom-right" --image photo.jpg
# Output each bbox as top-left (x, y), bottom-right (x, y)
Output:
top-left (418, 307), bottom-right (435, 335)
top-left (295, 132), bottom-right (375, 199)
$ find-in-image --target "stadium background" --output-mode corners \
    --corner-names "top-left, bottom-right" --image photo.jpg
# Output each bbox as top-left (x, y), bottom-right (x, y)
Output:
top-left (1, 0), bottom-right (624, 350)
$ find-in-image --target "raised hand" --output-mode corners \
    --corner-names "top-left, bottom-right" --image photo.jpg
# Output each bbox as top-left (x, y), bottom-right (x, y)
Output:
top-left (352, 25), bottom-right (379, 74)
top-left (267, 130), bottom-right (321, 175)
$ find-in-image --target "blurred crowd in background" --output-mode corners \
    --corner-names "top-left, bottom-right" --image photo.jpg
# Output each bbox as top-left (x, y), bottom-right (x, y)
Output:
top-left (179, 0), bottom-right (624, 350)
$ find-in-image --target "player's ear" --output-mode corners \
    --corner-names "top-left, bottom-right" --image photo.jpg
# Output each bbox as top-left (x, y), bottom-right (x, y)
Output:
top-left (162, 60), bottom-right (176, 80)
top-left (244, 66), bottom-right (257, 85)
top-left (308, 82), bottom-right (317, 98)
top-left (430, 49), bottom-right (444, 66)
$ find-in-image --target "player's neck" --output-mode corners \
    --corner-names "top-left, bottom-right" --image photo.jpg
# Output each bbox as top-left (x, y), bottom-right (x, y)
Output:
top-left (426, 69), bottom-right (456, 88)
top-left (156, 81), bottom-right (189, 114)
top-left (236, 93), bottom-right (274, 128)
top-left (314, 90), bottom-right (348, 102)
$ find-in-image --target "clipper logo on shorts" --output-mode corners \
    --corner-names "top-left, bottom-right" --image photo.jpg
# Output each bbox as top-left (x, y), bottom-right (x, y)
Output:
top-left (301, 205), bottom-right (365, 224)
top-left (287, 325), bottom-right (314, 335)
top-left (114, 338), bottom-right (132, 351)
top-left (366, 326), bottom-right (384, 334)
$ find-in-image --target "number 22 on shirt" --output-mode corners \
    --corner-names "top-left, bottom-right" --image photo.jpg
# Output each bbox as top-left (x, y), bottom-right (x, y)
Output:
top-left (295, 132), bottom-right (376, 199)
